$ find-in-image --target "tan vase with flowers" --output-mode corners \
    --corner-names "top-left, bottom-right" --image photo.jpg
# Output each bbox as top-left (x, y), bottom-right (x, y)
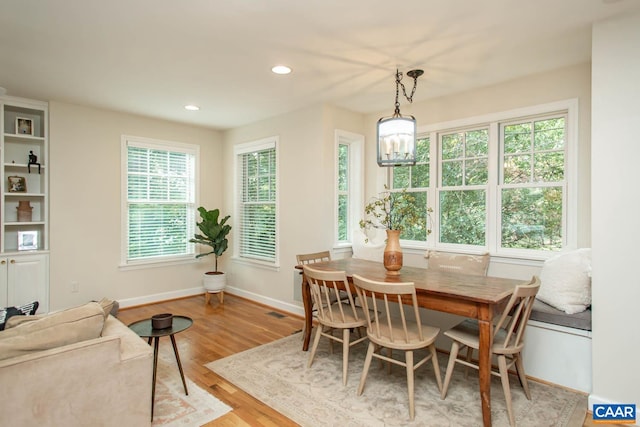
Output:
top-left (383, 229), bottom-right (403, 275)
top-left (360, 186), bottom-right (431, 275)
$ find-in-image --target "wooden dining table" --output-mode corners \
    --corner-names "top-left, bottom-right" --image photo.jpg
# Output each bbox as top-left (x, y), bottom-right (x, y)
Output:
top-left (297, 257), bottom-right (526, 427)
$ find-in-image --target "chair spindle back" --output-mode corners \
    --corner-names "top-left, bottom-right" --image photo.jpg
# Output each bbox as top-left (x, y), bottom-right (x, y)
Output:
top-left (353, 274), bottom-right (423, 345)
top-left (492, 276), bottom-right (541, 351)
top-left (302, 265), bottom-right (360, 325)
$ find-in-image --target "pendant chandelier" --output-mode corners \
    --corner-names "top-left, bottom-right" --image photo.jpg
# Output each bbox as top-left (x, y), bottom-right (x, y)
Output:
top-left (376, 68), bottom-right (423, 167)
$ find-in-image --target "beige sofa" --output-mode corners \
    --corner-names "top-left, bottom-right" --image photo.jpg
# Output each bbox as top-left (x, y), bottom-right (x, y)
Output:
top-left (0, 302), bottom-right (153, 426)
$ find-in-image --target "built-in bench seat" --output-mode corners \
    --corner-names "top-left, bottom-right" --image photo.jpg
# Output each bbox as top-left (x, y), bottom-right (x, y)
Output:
top-left (523, 299), bottom-right (592, 393)
top-left (530, 298), bottom-right (592, 331)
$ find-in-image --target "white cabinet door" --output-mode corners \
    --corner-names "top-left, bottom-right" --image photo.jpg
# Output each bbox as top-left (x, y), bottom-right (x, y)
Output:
top-left (6, 254), bottom-right (48, 313)
top-left (0, 258), bottom-right (7, 308)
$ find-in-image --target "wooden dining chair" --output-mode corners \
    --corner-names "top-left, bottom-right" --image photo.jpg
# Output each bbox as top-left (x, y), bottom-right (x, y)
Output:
top-left (425, 251), bottom-right (491, 369)
top-left (440, 276), bottom-right (541, 427)
top-left (297, 251), bottom-right (346, 339)
top-left (296, 250), bottom-right (331, 265)
top-left (425, 250), bottom-right (490, 276)
top-left (297, 250), bottom-right (352, 305)
top-left (303, 265), bottom-right (368, 386)
top-left (352, 274), bottom-right (442, 420)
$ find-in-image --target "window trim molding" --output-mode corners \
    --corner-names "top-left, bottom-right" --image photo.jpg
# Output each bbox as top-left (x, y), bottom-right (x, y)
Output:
top-left (414, 98), bottom-right (579, 259)
top-left (334, 129), bottom-right (364, 248)
top-left (232, 135), bottom-right (280, 268)
top-left (120, 134), bottom-right (200, 268)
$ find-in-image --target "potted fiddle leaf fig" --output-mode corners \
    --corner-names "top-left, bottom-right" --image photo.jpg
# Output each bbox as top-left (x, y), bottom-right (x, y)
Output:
top-left (189, 207), bottom-right (232, 294)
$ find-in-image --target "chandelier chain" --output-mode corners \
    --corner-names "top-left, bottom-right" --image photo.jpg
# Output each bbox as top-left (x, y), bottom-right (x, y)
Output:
top-left (394, 70), bottom-right (401, 116)
top-left (393, 69), bottom-right (420, 117)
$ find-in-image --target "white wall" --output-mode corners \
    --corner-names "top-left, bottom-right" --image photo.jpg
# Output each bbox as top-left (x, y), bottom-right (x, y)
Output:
top-left (220, 104), bottom-right (364, 311)
top-left (48, 101), bottom-right (222, 310)
top-left (590, 12), bottom-right (640, 409)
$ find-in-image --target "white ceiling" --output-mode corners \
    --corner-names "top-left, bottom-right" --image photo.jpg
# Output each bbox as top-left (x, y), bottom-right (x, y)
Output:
top-left (1, 0), bottom-right (639, 130)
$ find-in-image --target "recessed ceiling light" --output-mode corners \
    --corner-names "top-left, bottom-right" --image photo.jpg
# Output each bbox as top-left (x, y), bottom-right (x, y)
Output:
top-left (184, 105), bottom-right (200, 111)
top-left (271, 65), bottom-right (292, 75)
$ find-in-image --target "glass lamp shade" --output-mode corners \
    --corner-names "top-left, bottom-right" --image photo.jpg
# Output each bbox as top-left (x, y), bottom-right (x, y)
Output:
top-left (376, 115), bottom-right (417, 167)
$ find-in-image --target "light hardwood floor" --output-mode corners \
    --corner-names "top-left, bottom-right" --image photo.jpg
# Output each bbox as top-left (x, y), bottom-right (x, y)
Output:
top-left (117, 294), bottom-right (602, 426)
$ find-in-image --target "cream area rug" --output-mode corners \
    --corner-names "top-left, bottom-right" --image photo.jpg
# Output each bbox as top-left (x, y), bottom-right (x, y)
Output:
top-left (153, 353), bottom-right (232, 426)
top-left (206, 333), bottom-right (587, 427)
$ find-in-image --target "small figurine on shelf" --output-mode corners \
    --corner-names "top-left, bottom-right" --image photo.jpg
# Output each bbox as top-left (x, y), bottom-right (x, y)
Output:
top-left (28, 151), bottom-right (41, 174)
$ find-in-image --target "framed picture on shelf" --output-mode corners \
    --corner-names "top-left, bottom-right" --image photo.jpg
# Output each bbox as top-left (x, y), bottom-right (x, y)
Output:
top-left (8, 176), bottom-right (27, 193)
top-left (18, 231), bottom-right (38, 251)
top-left (16, 117), bottom-right (34, 136)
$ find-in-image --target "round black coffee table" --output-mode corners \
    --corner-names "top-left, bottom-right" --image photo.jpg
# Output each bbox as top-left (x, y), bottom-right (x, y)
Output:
top-left (129, 315), bottom-right (193, 420)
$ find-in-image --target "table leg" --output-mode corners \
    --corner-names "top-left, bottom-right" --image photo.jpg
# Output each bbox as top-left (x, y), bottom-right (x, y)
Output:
top-left (301, 271), bottom-right (312, 351)
top-left (478, 305), bottom-right (493, 427)
top-left (170, 334), bottom-right (189, 395)
top-left (151, 337), bottom-right (160, 421)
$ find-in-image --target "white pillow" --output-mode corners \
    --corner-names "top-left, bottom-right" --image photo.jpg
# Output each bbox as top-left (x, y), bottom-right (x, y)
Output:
top-left (351, 229), bottom-right (385, 262)
top-left (537, 248), bottom-right (592, 314)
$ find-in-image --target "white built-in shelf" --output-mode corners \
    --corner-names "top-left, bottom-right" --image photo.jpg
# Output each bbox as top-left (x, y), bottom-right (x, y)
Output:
top-left (0, 96), bottom-right (50, 312)
top-left (4, 163), bottom-right (46, 169)
top-left (4, 133), bottom-right (46, 141)
top-left (4, 192), bottom-right (45, 198)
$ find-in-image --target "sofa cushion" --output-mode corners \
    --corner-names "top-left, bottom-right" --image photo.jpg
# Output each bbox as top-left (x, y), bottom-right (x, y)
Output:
top-left (97, 297), bottom-right (115, 318)
top-left (530, 299), bottom-right (592, 331)
top-left (0, 302), bottom-right (105, 361)
top-left (0, 301), bottom-right (39, 331)
top-left (538, 248), bottom-right (591, 314)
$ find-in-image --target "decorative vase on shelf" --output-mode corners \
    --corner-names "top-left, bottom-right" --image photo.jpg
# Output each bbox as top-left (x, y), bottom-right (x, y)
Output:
top-left (383, 229), bottom-right (403, 275)
top-left (17, 201), bottom-right (33, 222)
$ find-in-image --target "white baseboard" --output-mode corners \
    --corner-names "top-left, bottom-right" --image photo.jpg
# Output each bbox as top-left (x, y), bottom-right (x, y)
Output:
top-left (118, 285), bottom-right (305, 319)
top-left (588, 394), bottom-right (631, 412)
top-left (226, 285), bottom-right (304, 317)
top-left (118, 287), bottom-right (204, 308)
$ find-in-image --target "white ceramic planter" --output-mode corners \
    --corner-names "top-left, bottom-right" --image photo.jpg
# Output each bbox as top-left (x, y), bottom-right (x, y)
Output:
top-left (203, 272), bottom-right (226, 292)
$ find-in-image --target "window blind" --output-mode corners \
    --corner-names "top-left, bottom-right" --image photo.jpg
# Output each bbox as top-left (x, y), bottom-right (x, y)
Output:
top-left (126, 142), bottom-right (196, 261)
top-left (238, 146), bottom-right (277, 262)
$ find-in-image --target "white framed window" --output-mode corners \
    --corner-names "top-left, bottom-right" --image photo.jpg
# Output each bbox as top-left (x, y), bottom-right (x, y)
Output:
top-left (394, 99), bottom-right (577, 259)
top-left (498, 114), bottom-right (567, 255)
top-left (391, 135), bottom-right (431, 242)
top-left (335, 130), bottom-right (363, 246)
top-left (438, 127), bottom-right (489, 248)
top-left (121, 135), bottom-right (198, 266)
top-left (234, 136), bottom-right (279, 267)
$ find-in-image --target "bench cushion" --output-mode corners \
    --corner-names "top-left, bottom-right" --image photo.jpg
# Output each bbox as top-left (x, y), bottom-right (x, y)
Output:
top-left (530, 299), bottom-right (592, 331)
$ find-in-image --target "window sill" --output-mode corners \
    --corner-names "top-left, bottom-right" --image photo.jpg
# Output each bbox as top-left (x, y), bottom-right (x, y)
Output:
top-left (119, 255), bottom-right (197, 271)
top-left (232, 256), bottom-right (280, 272)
